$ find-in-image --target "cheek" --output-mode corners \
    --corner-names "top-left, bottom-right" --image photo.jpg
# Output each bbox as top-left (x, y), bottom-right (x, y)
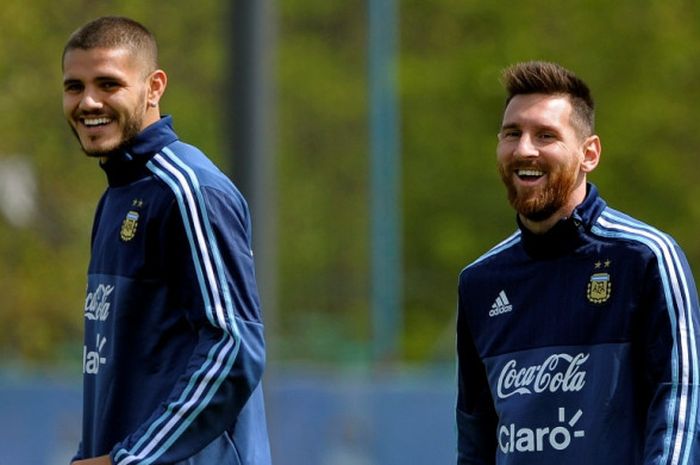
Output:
top-left (566, 150), bottom-right (585, 170)
top-left (496, 143), bottom-right (510, 164)
top-left (62, 96), bottom-right (76, 118)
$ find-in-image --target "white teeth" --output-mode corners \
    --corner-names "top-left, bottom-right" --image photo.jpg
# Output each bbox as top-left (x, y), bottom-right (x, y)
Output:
top-left (517, 169), bottom-right (544, 177)
top-left (83, 117), bottom-right (111, 127)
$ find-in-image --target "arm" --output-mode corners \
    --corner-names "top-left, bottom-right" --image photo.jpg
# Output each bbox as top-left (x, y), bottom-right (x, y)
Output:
top-left (456, 280), bottom-right (498, 465)
top-left (110, 185), bottom-right (266, 465)
top-left (640, 239), bottom-right (700, 465)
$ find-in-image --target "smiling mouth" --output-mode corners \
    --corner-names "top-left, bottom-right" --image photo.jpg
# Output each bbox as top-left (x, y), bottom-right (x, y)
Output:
top-left (516, 168), bottom-right (545, 181)
top-left (80, 116), bottom-right (113, 128)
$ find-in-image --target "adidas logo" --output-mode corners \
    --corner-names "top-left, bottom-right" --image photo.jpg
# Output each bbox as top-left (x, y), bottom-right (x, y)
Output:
top-left (489, 290), bottom-right (513, 317)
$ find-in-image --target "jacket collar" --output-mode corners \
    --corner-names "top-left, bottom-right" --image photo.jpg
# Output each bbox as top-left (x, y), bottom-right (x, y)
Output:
top-left (99, 116), bottom-right (179, 187)
top-left (518, 183), bottom-right (607, 258)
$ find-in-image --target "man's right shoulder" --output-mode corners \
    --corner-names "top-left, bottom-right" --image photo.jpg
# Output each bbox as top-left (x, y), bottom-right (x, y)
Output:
top-left (459, 230), bottom-right (522, 278)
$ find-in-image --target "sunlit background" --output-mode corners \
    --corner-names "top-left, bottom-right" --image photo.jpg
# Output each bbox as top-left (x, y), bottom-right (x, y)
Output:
top-left (2, 1), bottom-right (700, 463)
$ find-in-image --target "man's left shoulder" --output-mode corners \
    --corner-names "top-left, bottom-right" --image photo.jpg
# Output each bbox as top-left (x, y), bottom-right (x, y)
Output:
top-left (590, 206), bottom-right (683, 258)
top-left (163, 141), bottom-right (240, 190)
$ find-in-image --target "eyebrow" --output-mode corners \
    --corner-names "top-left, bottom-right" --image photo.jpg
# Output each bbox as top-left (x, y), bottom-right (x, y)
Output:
top-left (63, 75), bottom-right (126, 86)
top-left (63, 78), bottom-right (82, 87)
top-left (499, 122), bottom-right (561, 134)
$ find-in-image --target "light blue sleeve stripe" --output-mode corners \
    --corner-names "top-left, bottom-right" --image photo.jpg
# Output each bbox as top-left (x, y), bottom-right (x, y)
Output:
top-left (592, 221), bottom-right (679, 463)
top-left (153, 153), bottom-right (227, 330)
top-left (601, 209), bottom-right (700, 465)
top-left (144, 337), bottom-right (239, 465)
top-left (161, 147), bottom-right (240, 337)
top-left (113, 154), bottom-right (242, 465)
top-left (602, 210), bottom-right (700, 465)
top-left (116, 157), bottom-right (226, 463)
top-left (114, 337), bottom-right (230, 464)
top-left (146, 159), bottom-right (216, 327)
top-left (461, 231), bottom-right (521, 273)
top-left (595, 209), bottom-right (698, 465)
top-left (601, 214), bottom-right (700, 415)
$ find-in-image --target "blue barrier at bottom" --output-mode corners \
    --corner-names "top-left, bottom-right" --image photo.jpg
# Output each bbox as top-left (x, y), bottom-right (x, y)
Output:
top-left (0, 375), bottom-right (81, 465)
top-left (0, 367), bottom-right (456, 465)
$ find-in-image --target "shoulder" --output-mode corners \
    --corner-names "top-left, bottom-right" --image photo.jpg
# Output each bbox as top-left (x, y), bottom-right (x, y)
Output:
top-left (590, 206), bottom-right (681, 258)
top-left (459, 230), bottom-right (522, 281)
top-left (149, 141), bottom-right (247, 208)
top-left (589, 206), bottom-right (695, 287)
top-left (147, 142), bottom-right (254, 242)
top-left (155, 141), bottom-right (226, 184)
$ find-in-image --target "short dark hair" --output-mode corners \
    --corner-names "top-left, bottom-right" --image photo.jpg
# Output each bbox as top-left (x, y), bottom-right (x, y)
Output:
top-left (501, 61), bottom-right (595, 137)
top-left (62, 16), bottom-right (158, 74)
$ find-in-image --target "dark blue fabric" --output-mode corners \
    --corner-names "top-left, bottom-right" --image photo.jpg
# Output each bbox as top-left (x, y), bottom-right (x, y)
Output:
top-left (457, 184), bottom-right (700, 465)
top-left (77, 117), bottom-right (271, 464)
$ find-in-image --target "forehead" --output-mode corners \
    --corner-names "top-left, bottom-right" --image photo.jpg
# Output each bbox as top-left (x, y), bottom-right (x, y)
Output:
top-left (501, 93), bottom-right (573, 129)
top-left (62, 47), bottom-right (142, 80)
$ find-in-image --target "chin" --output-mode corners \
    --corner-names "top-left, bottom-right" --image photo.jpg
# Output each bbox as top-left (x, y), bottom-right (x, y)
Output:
top-left (79, 138), bottom-right (120, 157)
top-left (81, 144), bottom-right (117, 158)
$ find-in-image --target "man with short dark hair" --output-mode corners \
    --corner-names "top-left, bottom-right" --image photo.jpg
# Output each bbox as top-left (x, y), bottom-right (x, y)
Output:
top-left (63, 16), bottom-right (271, 465)
top-left (456, 61), bottom-right (700, 464)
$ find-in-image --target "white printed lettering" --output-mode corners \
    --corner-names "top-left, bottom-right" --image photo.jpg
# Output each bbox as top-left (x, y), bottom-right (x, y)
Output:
top-left (498, 408), bottom-right (584, 454)
top-left (82, 334), bottom-right (107, 375)
top-left (84, 284), bottom-right (114, 321)
top-left (497, 353), bottom-right (589, 399)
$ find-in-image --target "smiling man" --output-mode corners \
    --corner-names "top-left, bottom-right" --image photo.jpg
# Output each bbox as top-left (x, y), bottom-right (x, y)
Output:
top-left (456, 61), bottom-right (700, 464)
top-left (63, 17), bottom-right (271, 465)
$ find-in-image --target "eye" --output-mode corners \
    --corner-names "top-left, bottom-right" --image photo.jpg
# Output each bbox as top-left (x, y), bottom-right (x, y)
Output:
top-left (100, 81), bottom-right (120, 91)
top-left (537, 132), bottom-right (557, 141)
top-left (63, 82), bottom-right (84, 93)
top-left (500, 129), bottom-right (521, 139)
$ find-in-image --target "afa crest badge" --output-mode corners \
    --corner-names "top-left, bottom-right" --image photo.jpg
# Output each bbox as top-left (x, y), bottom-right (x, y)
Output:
top-left (120, 210), bottom-right (140, 242)
top-left (587, 272), bottom-right (611, 304)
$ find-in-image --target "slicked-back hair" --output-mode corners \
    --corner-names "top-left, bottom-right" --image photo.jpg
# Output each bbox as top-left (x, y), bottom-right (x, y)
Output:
top-left (502, 61), bottom-right (595, 138)
top-left (62, 16), bottom-right (158, 76)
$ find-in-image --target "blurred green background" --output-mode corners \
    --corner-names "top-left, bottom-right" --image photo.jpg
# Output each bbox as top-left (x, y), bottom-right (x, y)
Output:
top-left (2, 0), bottom-right (700, 374)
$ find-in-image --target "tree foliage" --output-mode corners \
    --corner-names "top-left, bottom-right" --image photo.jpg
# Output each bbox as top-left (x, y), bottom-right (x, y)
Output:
top-left (0, 0), bottom-right (226, 364)
top-left (2, 0), bottom-right (700, 367)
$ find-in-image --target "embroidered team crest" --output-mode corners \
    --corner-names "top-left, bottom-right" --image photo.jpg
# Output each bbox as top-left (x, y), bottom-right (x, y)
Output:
top-left (120, 210), bottom-right (140, 242)
top-left (587, 272), bottom-right (611, 304)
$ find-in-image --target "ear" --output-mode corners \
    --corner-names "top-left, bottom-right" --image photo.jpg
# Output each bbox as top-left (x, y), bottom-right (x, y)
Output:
top-left (580, 135), bottom-right (601, 173)
top-left (147, 69), bottom-right (168, 108)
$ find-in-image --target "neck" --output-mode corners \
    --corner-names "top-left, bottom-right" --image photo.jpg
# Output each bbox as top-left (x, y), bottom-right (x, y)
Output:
top-left (143, 107), bottom-right (161, 128)
top-left (519, 212), bottom-right (567, 235)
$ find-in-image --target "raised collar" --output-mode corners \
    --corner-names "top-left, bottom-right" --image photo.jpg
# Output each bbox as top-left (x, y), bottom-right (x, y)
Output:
top-left (518, 183), bottom-right (607, 258)
top-left (99, 116), bottom-right (179, 187)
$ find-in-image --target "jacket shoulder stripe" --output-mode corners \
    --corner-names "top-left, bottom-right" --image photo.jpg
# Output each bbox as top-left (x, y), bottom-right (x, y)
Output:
top-left (146, 158), bottom-right (216, 326)
top-left (160, 147), bottom-right (239, 333)
top-left (152, 151), bottom-right (229, 330)
top-left (112, 151), bottom-right (242, 464)
top-left (114, 336), bottom-right (236, 465)
top-left (461, 231), bottom-right (521, 273)
top-left (593, 208), bottom-right (698, 465)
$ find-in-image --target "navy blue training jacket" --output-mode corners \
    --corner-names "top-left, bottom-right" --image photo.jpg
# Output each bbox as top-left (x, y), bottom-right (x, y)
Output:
top-left (457, 184), bottom-right (700, 465)
top-left (76, 116), bottom-right (271, 464)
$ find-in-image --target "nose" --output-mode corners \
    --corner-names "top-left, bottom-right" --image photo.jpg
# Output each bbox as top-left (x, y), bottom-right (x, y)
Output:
top-left (78, 90), bottom-right (103, 112)
top-left (513, 133), bottom-right (538, 159)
